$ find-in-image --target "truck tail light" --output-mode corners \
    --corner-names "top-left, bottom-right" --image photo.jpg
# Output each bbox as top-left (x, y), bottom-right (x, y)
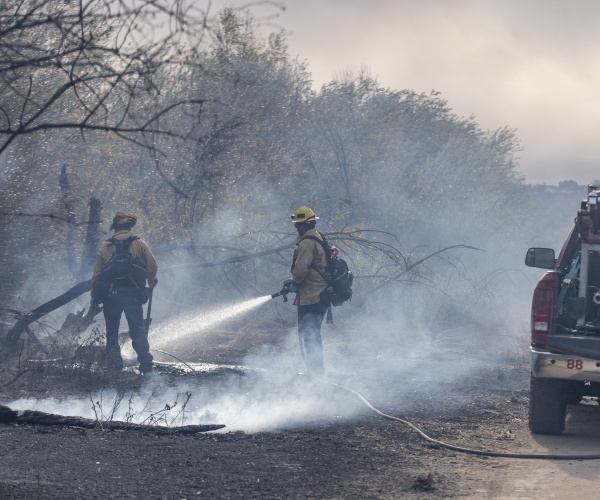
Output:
top-left (531, 272), bottom-right (557, 347)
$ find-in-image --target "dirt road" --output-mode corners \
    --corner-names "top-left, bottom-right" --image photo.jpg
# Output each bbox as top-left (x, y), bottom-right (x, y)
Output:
top-left (478, 405), bottom-right (600, 499)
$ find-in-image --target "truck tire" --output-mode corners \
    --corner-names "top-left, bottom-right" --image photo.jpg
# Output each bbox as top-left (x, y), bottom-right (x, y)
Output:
top-left (529, 374), bottom-right (567, 435)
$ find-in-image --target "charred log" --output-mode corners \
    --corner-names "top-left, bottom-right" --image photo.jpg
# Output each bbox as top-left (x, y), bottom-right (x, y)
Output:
top-left (0, 404), bottom-right (224, 434)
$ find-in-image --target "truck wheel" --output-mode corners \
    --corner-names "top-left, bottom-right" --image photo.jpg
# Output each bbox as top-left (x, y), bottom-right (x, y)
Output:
top-left (529, 374), bottom-right (567, 435)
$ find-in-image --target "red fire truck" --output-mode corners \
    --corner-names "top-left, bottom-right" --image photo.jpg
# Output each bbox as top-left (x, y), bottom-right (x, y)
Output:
top-left (526, 185), bottom-right (600, 434)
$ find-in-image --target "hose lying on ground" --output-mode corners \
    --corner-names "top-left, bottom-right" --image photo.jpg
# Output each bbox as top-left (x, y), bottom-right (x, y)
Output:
top-left (322, 379), bottom-right (600, 461)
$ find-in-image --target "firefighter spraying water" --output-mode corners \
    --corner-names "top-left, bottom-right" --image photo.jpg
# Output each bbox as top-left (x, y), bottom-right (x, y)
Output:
top-left (271, 206), bottom-right (353, 376)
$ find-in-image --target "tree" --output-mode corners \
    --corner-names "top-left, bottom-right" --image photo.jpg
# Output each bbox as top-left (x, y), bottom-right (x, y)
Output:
top-left (306, 72), bottom-right (528, 249)
top-left (0, 5), bottom-right (533, 363)
top-left (136, 9), bottom-right (313, 241)
top-left (0, 1), bottom-right (285, 309)
top-left (0, 0), bottom-right (215, 156)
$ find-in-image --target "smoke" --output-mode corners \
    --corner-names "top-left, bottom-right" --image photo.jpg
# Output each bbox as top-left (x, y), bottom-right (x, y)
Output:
top-left (4, 190), bottom-right (545, 434)
top-left (7, 306), bottom-right (498, 434)
top-left (5, 316), bottom-right (504, 433)
top-left (2, 1), bottom-right (589, 441)
top-left (6, 334), bottom-right (369, 432)
top-left (6, 210), bottom-right (538, 433)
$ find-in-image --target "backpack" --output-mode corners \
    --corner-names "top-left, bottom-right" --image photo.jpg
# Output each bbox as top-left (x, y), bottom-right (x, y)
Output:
top-left (304, 234), bottom-right (353, 306)
top-left (95, 236), bottom-right (147, 301)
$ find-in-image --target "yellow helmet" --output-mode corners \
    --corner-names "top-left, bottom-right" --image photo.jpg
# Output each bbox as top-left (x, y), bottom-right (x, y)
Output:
top-left (291, 206), bottom-right (319, 224)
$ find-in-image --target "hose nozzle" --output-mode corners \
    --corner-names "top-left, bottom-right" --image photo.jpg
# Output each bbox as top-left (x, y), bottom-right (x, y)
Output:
top-left (271, 290), bottom-right (288, 302)
top-left (271, 281), bottom-right (292, 302)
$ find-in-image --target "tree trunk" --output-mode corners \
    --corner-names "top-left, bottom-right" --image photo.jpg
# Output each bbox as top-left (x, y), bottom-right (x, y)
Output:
top-left (80, 197), bottom-right (103, 279)
top-left (60, 164), bottom-right (77, 274)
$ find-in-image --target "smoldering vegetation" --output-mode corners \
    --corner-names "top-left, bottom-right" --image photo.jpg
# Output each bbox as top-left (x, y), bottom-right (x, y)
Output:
top-left (0, 3), bottom-right (589, 431)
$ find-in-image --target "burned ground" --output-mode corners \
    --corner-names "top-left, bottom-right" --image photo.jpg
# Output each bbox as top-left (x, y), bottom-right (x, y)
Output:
top-left (0, 334), bottom-right (534, 499)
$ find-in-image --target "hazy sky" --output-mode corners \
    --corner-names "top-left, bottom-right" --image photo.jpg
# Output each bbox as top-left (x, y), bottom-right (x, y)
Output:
top-left (242, 0), bottom-right (600, 185)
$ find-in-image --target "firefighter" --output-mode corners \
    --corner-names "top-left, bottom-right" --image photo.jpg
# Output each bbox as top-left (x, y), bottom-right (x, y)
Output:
top-left (91, 212), bottom-right (158, 375)
top-left (286, 206), bottom-right (330, 376)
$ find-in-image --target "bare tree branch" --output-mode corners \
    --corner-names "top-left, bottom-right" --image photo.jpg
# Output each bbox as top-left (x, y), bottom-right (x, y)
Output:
top-left (0, 211), bottom-right (101, 225)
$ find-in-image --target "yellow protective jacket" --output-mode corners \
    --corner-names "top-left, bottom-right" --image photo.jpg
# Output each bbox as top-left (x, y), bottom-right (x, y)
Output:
top-left (291, 228), bottom-right (328, 306)
top-left (91, 230), bottom-right (158, 290)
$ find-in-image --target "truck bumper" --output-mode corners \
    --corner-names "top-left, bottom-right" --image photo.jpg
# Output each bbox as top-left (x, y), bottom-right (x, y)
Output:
top-left (530, 347), bottom-right (600, 383)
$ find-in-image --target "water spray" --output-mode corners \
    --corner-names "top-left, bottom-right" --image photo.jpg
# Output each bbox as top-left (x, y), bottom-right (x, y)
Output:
top-left (145, 295), bottom-right (273, 352)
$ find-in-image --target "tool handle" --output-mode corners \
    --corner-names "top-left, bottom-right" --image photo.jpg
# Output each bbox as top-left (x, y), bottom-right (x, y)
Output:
top-left (145, 281), bottom-right (156, 333)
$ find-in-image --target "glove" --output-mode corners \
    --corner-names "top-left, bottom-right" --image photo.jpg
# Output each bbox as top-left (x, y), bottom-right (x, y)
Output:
top-left (282, 279), bottom-right (299, 293)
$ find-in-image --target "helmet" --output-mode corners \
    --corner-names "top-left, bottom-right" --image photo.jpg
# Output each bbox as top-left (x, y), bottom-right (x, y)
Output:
top-left (291, 206), bottom-right (318, 224)
top-left (111, 211), bottom-right (137, 229)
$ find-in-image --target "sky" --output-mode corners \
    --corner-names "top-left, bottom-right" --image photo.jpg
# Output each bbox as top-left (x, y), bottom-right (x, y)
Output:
top-left (242, 0), bottom-right (600, 185)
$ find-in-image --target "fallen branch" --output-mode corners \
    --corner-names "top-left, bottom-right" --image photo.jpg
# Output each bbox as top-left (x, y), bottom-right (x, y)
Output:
top-left (0, 404), bottom-right (224, 434)
top-left (6, 279), bottom-right (95, 347)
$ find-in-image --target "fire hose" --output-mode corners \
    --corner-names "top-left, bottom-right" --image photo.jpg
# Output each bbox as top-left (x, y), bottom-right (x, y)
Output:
top-left (319, 378), bottom-right (600, 460)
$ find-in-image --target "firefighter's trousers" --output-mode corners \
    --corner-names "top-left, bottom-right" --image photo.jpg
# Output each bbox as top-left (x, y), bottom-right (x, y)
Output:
top-left (297, 300), bottom-right (328, 376)
top-left (103, 289), bottom-right (153, 371)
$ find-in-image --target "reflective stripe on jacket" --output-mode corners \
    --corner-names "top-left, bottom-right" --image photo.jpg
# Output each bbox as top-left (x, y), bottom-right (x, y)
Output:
top-left (91, 230), bottom-right (158, 287)
top-left (292, 228), bottom-right (328, 306)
